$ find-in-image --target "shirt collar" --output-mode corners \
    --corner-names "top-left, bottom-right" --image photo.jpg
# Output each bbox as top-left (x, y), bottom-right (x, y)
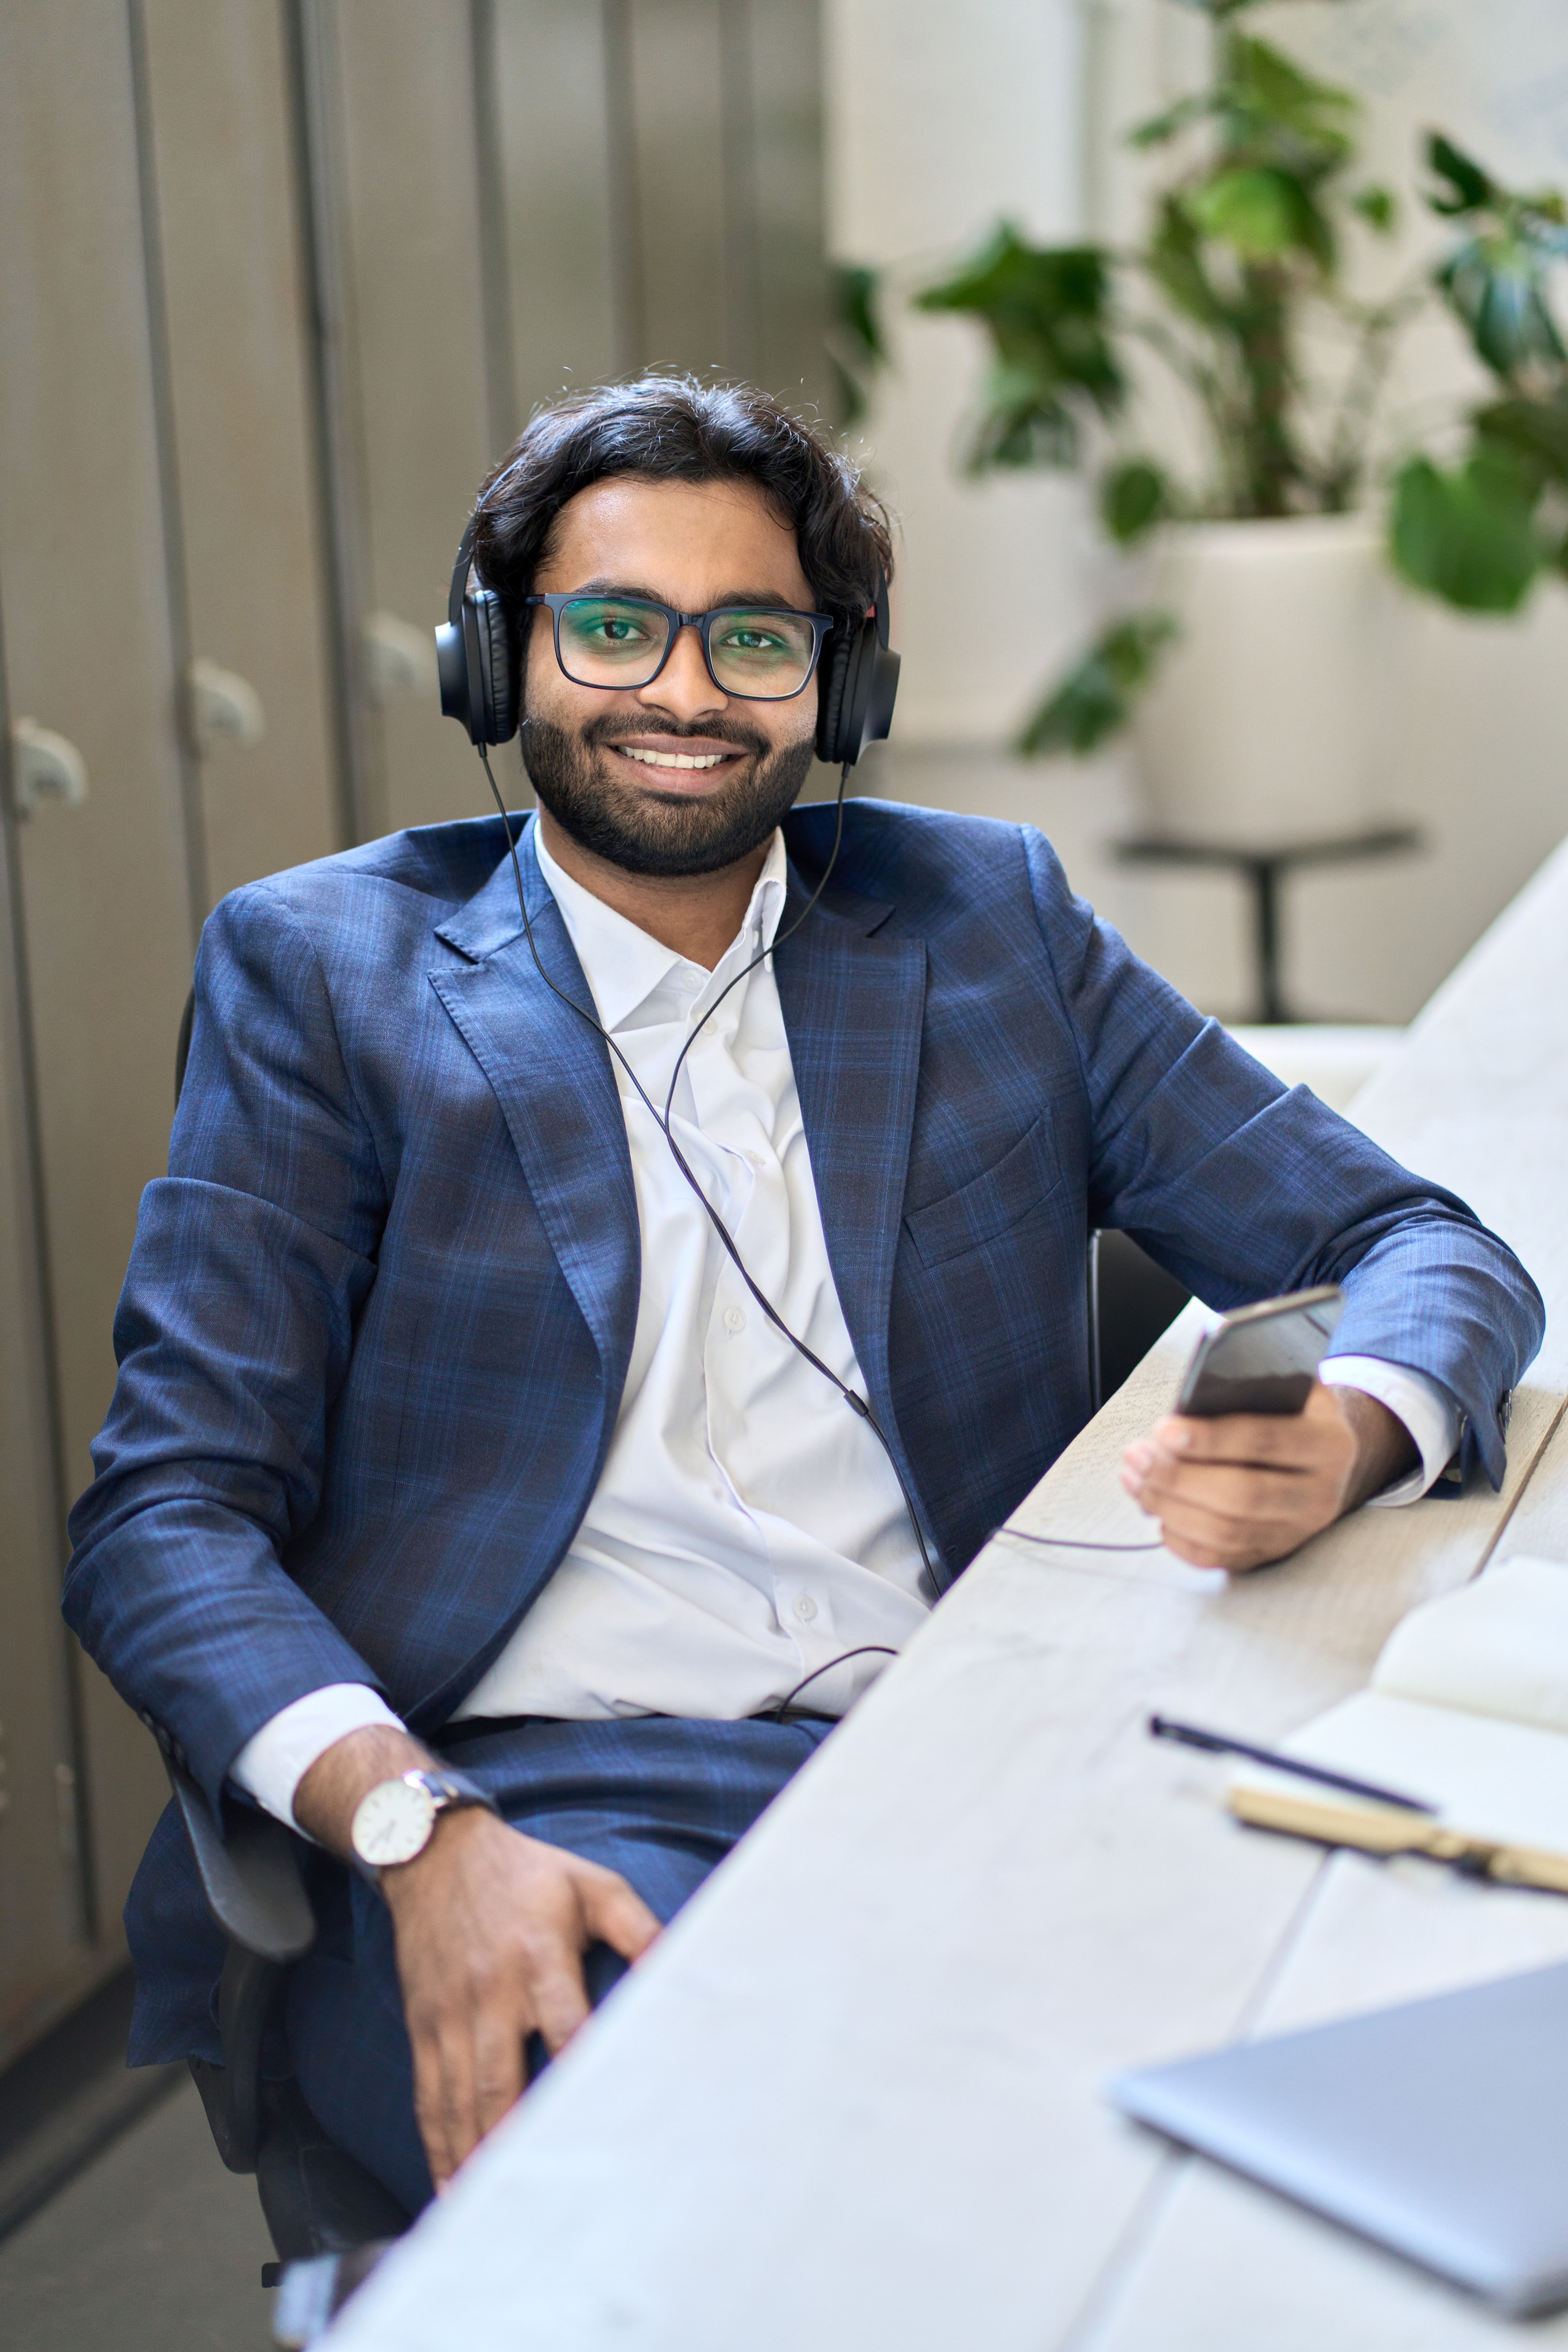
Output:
top-left (533, 822), bottom-right (789, 1034)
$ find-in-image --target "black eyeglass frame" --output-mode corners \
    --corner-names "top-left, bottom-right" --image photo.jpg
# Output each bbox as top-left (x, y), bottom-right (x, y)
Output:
top-left (522, 592), bottom-right (836, 702)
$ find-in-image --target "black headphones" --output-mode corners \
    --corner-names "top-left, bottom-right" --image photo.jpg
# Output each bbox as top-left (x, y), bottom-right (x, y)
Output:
top-left (434, 506), bottom-right (900, 767)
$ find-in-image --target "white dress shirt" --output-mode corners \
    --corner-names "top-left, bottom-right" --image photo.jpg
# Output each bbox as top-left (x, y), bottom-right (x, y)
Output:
top-left (232, 828), bottom-right (1458, 1827)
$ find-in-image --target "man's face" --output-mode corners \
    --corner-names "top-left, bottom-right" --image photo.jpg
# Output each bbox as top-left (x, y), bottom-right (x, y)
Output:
top-left (519, 475), bottom-right (820, 877)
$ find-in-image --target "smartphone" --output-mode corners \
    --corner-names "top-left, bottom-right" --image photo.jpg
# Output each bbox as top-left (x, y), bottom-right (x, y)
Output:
top-left (1176, 1285), bottom-right (1344, 1419)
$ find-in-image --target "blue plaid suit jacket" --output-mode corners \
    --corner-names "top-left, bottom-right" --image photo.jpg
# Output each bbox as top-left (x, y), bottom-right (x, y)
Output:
top-left (65, 802), bottom-right (1541, 1951)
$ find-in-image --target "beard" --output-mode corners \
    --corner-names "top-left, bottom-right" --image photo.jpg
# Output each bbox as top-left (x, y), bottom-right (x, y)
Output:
top-left (518, 707), bottom-right (816, 878)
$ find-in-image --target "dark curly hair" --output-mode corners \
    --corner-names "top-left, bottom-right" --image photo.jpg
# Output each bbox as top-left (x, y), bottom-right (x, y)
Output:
top-left (468, 376), bottom-right (893, 699)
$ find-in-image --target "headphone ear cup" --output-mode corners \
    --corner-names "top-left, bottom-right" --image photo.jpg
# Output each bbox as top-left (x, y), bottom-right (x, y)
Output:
top-left (816, 617), bottom-right (899, 767)
top-left (814, 626), bottom-right (857, 767)
top-left (463, 589), bottom-right (518, 746)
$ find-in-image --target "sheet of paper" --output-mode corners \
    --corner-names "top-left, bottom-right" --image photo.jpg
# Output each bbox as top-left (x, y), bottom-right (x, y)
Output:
top-left (1370, 1554), bottom-right (1568, 1735)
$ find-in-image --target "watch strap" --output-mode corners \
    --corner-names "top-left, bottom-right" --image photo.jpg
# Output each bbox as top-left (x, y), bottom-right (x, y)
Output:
top-left (419, 1767), bottom-right (499, 1818)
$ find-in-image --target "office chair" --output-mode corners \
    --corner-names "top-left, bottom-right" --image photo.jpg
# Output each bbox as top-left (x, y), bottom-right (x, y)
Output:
top-left (163, 987), bottom-right (1193, 2331)
top-left (167, 994), bottom-right (410, 2340)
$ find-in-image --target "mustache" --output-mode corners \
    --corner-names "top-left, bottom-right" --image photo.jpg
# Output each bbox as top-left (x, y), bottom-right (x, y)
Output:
top-left (521, 710), bottom-right (773, 759)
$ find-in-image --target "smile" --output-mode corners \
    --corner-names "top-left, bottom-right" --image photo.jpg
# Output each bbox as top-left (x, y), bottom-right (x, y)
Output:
top-left (616, 746), bottom-right (735, 771)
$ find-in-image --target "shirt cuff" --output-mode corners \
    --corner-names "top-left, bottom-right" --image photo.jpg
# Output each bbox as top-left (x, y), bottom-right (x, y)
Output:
top-left (229, 1683), bottom-right (405, 1829)
top-left (1319, 1356), bottom-right (1461, 1506)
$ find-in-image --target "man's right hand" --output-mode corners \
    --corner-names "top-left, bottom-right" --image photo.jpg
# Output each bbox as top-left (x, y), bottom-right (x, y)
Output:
top-left (295, 1725), bottom-right (661, 2189)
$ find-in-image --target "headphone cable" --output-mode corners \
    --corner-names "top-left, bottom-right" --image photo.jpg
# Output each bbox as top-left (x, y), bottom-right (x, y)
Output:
top-left (760, 1644), bottom-right (900, 1722)
top-left (993, 1527), bottom-right (1163, 1554)
top-left (476, 745), bottom-right (946, 1601)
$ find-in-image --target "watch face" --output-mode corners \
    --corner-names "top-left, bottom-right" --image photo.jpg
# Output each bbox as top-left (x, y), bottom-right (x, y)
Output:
top-left (352, 1775), bottom-right (439, 1869)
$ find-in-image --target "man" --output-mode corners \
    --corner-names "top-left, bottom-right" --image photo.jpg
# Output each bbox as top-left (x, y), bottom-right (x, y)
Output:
top-left (66, 377), bottom-right (1542, 2218)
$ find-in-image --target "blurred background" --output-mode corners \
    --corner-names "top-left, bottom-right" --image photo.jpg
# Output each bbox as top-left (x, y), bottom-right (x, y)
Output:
top-left (1, 2), bottom-right (1564, 2337)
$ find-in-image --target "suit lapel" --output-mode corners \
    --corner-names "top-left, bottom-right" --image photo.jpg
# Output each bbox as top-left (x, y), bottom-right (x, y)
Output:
top-left (430, 822), bottom-right (640, 1396)
top-left (773, 864), bottom-right (926, 1430)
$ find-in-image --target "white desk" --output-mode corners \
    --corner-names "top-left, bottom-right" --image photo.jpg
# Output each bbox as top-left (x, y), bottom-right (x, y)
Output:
top-left (329, 841), bottom-right (1568, 2351)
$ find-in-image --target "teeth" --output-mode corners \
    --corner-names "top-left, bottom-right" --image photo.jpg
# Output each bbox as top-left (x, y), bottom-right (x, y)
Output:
top-left (619, 746), bottom-right (729, 770)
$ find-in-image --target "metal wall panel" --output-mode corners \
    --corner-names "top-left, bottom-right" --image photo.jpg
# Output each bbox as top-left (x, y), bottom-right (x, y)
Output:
top-left (624, 0), bottom-right (731, 371)
top-left (320, 0), bottom-right (500, 838)
top-left (741, 0), bottom-right (831, 416)
top-left (0, 2), bottom-right (201, 1939)
top-left (137, 0), bottom-right (348, 906)
top-left (0, 730), bottom-right (90, 2057)
top-left (493, 0), bottom-right (624, 417)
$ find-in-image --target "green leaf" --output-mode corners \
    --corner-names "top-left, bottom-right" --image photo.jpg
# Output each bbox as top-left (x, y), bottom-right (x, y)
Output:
top-left (1186, 167), bottom-right (1326, 262)
top-left (1221, 36), bottom-right (1356, 168)
top-left (967, 368), bottom-right (1079, 471)
top-left (1129, 91), bottom-right (1214, 150)
top-left (1099, 458), bottom-right (1170, 544)
top-left (1440, 236), bottom-right (1567, 381)
top-left (1016, 612), bottom-right (1180, 757)
top-left (830, 263), bottom-right (886, 369)
top-left (826, 262), bottom-right (886, 427)
top-left (1388, 450), bottom-right (1542, 613)
top-left (1351, 184), bottom-right (1397, 234)
top-left (1425, 132), bottom-right (1495, 218)
top-left (1145, 194), bottom-right (1232, 329)
top-left (1474, 395), bottom-right (1568, 486)
top-left (917, 224), bottom-right (1124, 474)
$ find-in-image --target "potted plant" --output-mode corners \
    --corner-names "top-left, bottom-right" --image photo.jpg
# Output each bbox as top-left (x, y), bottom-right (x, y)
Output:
top-left (836, 0), bottom-right (1568, 850)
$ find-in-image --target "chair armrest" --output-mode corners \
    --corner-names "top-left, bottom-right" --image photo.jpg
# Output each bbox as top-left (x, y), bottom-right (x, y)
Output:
top-left (161, 1754), bottom-right (317, 1963)
top-left (160, 1753), bottom-right (320, 2173)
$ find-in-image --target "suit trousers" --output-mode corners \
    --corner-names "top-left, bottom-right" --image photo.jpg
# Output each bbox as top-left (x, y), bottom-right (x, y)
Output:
top-left (284, 1714), bottom-right (834, 2215)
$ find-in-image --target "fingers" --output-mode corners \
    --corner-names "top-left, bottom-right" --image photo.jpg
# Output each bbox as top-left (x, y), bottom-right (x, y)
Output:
top-left (523, 1862), bottom-right (660, 2050)
top-left (1122, 1385), bottom-right (1358, 1572)
top-left (1146, 1487), bottom-right (1300, 1572)
top-left (393, 1827), bottom-right (663, 2188)
top-left (1147, 1400), bottom-right (1338, 1469)
top-left (411, 2007), bottom-right (481, 2191)
top-left (410, 1945), bottom-right (575, 2185)
top-left (579, 1865), bottom-right (663, 1965)
top-left (515, 1929), bottom-right (592, 2055)
top-left (470, 1998), bottom-right (528, 2145)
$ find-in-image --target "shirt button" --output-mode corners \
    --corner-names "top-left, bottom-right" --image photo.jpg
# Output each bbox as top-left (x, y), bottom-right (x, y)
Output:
top-left (680, 966), bottom-right (704, 992)
top-left (794, 1593), bottom-right (818, 1622)
top-left (723, 1306), bottom-right (746, 1332)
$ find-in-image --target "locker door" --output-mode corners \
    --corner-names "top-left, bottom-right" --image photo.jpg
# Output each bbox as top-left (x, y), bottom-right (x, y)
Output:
top-left (493, 0), bottom-right (625, 416)
top-left (0, 773), bottom-right (90, 2057)
top-left (740, 0), bottom-right (831, 416)
top-left (135, 0), bottom-right (348, 907)
top-left (0, 3), bottom-right (201, 1941)
top-left (620, 0), bottom-right (829, 401)
top-left (311, 0), bottom-right (501, 841)
top-left (624, 0), bottom-right (731, 370)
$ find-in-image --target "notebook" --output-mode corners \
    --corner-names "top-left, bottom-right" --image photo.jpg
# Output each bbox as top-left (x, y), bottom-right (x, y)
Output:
top-left (1110, 1961), bottom-right (1568, 2315)
top-left (1228, 1555), bottom-right (1568, 1891)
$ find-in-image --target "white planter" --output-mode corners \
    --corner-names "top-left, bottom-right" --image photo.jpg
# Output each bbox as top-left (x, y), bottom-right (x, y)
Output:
top-left (1130, 513), bottom-right (1401, 850)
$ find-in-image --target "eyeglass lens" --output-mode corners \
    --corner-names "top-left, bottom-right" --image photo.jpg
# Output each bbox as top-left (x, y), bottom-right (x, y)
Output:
top-left (555, 597), bottom-right (818, 699)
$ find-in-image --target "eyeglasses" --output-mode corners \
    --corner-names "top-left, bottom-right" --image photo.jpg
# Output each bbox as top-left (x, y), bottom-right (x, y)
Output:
top-left (523, 593), bottom-right (835, 702)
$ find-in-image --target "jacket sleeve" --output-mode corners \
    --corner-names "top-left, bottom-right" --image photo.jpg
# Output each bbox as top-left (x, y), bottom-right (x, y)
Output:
top-left (63, 883), bottom-right (390, 1808)
top-left (1021, 829), bottom-right (1544, 1488)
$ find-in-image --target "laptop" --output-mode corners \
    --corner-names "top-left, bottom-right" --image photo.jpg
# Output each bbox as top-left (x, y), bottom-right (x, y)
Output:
top-left (1109, 1960), bottom-right (1568, 2317)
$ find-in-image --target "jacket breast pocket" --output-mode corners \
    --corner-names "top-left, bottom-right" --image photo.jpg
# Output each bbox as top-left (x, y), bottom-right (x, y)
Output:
top-left (903, 1113), bottom-right (1064, 1271)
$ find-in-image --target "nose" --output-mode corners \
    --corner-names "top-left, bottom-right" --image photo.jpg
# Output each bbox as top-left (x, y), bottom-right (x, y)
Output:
top-left (636, 618), bottom-right (728, 725)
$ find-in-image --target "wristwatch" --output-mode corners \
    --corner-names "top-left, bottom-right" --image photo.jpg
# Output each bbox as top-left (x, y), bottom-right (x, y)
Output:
top-left (349, 1768), bottom-right (498, 1882)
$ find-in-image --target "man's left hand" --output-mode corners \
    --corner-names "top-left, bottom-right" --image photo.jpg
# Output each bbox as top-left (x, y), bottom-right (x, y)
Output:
top-left (1121, 1380), bottom-right (1418, 1572)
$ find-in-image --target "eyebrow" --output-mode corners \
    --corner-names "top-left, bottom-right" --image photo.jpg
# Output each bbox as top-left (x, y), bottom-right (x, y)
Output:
top-left (565, 578), bottom-right (818, 613)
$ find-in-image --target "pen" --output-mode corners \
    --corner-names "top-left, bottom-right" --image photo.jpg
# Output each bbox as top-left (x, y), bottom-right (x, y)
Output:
top-left (1147, 1713), bottom-right (1438, 1816)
